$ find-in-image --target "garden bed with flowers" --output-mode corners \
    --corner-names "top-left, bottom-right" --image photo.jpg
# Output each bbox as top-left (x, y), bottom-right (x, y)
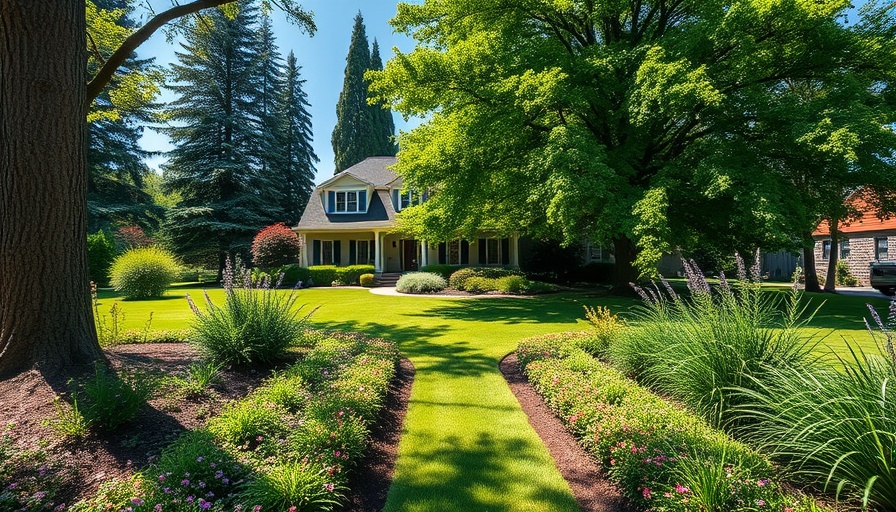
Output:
top-left (0, 331), bottom-right (400, 512)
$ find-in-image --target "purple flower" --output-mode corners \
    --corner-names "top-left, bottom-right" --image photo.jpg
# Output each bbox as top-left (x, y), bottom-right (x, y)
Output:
top-left (199, 499), bottom-right (211, 510)
top-left (130, 498), bottom-right (144, 506)
top-left (163, 487), bottom-right (171, 494)
top-left (181, 479), bottom-right (190, 486)
top-left (186, 496), bottom-right (194, 503)
top-left (196, 456), bottom-right (205, 463)
top-left (215, 471), bottom-right (224, 479)
top-left (158, 475), bottom-right (166, 482)
top-left (198, 481), bottom-right (206, 489)
top-left (154, 505), bottom-right (162, 512)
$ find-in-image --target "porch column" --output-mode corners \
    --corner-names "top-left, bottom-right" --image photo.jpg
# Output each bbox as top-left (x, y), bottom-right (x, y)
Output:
top-left (374, 231), bottom-right (383, 274)
top-left (299, 234), bottom-right (308, 267)
top-left (421, 241), bottom-right (429, 267)
top-left (511, 234), bottom-right (520, 268)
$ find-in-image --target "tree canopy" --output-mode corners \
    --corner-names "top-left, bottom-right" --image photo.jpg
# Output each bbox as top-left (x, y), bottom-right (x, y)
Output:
top-left (370, 0), bottom-right (896, 286)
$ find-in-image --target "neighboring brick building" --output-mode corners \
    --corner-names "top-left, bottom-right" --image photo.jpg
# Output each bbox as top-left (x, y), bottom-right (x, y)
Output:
top-left (813, 193), bottom-right (896, 286)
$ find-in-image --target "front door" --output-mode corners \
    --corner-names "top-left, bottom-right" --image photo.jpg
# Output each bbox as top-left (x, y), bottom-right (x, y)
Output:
top-left (402, 240), bottom-right (418, 271)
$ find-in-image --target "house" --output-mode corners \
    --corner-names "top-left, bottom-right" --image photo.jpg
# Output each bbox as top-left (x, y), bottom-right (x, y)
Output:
top-left (294, 157), bottom-right (521, 275)
top-left (813, 192), bottom-right (896, 285)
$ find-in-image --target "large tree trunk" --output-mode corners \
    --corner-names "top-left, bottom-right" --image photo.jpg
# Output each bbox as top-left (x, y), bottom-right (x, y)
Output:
top-left (823, 219), bottom-right (839, 293)
top-left (802, 245), bottom-right (822, 293)
top-left (0, 1), bottom-right (102, 378)
top-left (610, 237), bottom-right (640, 295)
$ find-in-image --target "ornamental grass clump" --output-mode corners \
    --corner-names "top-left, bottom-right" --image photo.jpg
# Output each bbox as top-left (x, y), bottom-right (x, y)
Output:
top-left (109, 246), bottom-right (179, 299)
top-left (733, 300), bottom-right (896, 509)
top-left (395, 272), bottom-right (447, 294)
top-left (611, 251), bottom-right (817, 428)
top-left (187, 257), bottom-right (312, 366)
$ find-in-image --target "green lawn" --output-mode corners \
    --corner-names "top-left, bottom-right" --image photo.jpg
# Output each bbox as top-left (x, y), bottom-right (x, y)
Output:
top-left (95, 284), bottom-right (891, 511)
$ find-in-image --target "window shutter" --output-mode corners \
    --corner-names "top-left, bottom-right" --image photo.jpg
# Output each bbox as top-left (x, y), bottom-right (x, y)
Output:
top-left (312, 239), bottom-right (321, 266)
top-left (358, 190), bottom-right (367, 212)
top-left (438, 243), bottom-right (447, 264)
top-left (349, 241), bottom-right (357, 265)
top-left (461, 240), bottom-right (469, 265)
top-left (478, 239), bottom-right (486, 264)
top-left (327, 191), bottom-right (336, 213)
top-left (333, 240), bottom-right (342, 265)
top-left (502, 238), bottom-right (510, 265)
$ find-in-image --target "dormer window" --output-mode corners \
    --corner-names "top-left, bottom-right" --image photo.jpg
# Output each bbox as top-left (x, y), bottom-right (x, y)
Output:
top-left (393, 189), bottom-right (425, 212)
top-left (327, 190), bottom-right (367, 214)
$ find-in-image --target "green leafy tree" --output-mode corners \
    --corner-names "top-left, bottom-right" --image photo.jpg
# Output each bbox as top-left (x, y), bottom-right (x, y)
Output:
top-left (370, 0), bottom-right (896, 291)
top-left (162, 1), bottom-right (282, 274)
top-left (275, 51), bottom-right (319, 224)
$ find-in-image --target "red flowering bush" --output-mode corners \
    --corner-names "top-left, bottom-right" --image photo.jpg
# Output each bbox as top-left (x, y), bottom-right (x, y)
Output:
top-left (114, 225), bottom-right (154, 250)
top-left (251, 223), bottom-right (301, 269)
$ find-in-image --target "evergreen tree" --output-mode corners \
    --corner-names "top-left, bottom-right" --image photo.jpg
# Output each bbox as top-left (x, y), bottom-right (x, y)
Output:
top-left (275, 51), bottom-right (318, 224)
top-left (162, 1), bottom-right (275, 272)
top-left (331, 12), bottom-right (372, 173)
top-left (86, 0), bottom-right (162, 231)
top-left (255, 12), bottom-right (285, 178)
top-left (368, 38), bottom-right (397, 157)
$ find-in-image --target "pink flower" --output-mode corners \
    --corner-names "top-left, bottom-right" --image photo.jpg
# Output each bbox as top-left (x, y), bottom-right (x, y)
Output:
top-left (675, 484), bottom-right (690, 494)
top-left (324, 483), bottom-right (335, 492)
top-left (756, 500), bottom-right (766, 507)
top-left (154, 505), bottom-right (162, 512)
top-left (642, 487), bottom-right (651, 500)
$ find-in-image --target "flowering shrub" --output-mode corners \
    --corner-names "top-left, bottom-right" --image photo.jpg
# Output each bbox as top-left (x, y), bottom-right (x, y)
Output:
top-left (251, 223), bottom-right (301, 269)
top-left (110, 247), bottom-right (180, 299)
top-left (114, 225), bottom-right (154, 251)
top-left (395, 272), bottom-right (447, 294)
top-left (516, 333), bottom-right (821, 511)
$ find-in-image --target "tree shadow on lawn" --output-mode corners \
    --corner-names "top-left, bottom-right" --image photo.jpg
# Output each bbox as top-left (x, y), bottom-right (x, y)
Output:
top-left (408, 293), bottom-right (637, 326)
top-left (386, 431), bottom-right (580, 512)
top-left (313, 319), bottom-right (498, 378)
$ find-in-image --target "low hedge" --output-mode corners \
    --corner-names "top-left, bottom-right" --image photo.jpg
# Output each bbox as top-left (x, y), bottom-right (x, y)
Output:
top-left (447, 267), bottom-right (523, 290)
top-left (419, 264), bottom-right (459, 280)
top-left (335, 265), bottom-right (375, 285)
top-left (80, 331), bottom-right (398, 512)
top-left (280, 265), bottom-right (376, 287)
top-left (395, 272), bottom-right (447, 294)
top-left (516, 333), bottom-right (821, 511)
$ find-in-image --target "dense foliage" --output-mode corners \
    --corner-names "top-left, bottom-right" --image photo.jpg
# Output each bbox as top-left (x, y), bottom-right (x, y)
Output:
top-left (395, 272), bottom-right (447, 294)
top-left (370, 0), bottom-right (896, 289)
top-left (517, 333), bottom-right (817, 511)
top-left (331, 12), bottom-right (396, 173)
top-left (251, 223), bottom-right (302, 269)
top-left (109, 246), bottom-right (180, 299)
top-left (188, 258), bottom-right (311, 365)
top-left (87, 230), bottom-right (117, 285)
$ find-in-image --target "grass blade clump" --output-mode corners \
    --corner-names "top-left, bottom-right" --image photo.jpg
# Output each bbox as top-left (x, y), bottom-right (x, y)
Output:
top-left (734, 300), bottom-right (896, 509)
top-left (188, 256), bottom-right (312, 366)
top-left (611, 251), bottom-right (817, 428)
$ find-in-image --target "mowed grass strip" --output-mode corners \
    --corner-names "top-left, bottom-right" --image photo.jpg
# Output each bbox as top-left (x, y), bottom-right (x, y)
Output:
top-left (95, 284), bottom-right (889, 510)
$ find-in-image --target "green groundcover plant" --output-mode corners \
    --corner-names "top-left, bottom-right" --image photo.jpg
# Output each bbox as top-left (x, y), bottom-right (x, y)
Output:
top-left (517, 333), bottom-right (821, 511)
top-left (71, 331), bottom-right (398, 512)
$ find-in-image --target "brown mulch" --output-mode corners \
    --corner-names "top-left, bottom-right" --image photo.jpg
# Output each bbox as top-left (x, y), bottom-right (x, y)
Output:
top-left (340, 357), bottom-right (414, 511)
top-left (0, 344), bottom-right (413, 511)
top-left (500, 353), bottom-right (632, 512)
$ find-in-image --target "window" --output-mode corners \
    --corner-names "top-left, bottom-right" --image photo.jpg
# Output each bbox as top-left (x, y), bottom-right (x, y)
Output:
top-left (486, 238), bottom-right (500, 265)
top-left (356, 240), bottom-right (375, 265)
top-left (840, 239), bottom-right (850, 259)
top-left (329, 190), bottom-right (366, 213)
top-left (876, 237), bottom-right (889, 260)
top-left (822, 240), bottom-right (831, 260)
top-left (395, 189), bottom-right (423, 211)
top-left (322, 240), bottom-right (334, 264)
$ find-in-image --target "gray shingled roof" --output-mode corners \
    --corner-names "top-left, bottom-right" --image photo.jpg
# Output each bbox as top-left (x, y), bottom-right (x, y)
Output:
top-left (295, 158), bottom-right (399, 231)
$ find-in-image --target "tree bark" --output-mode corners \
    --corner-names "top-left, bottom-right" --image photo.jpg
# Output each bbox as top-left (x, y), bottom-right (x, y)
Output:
top-left (610, 237), bottom-right (640, 295)
top-left (802, 244), bottom-right (822, 293)
top-left (0, 1), bottom-right (102, 377)
top-left (823, 218), bottom-right (839, 293)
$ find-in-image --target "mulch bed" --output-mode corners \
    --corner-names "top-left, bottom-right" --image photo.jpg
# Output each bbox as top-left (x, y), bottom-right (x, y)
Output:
top-left (500, 353), bottom-right (632, 512)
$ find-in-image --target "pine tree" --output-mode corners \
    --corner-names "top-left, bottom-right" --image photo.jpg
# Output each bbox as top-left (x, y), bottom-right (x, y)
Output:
top-left (368, 38), bottom-right (396, 157)
top-left (331, 11), bottom-right (372, 173)
top-left (161, 1), bottom-right (275, 272)
top-left (275, 51), bottom-right (318, 224)
top-left (86, 0), bottom-right (162, 231)
top-left (255, 12), bottom-right (285, 178)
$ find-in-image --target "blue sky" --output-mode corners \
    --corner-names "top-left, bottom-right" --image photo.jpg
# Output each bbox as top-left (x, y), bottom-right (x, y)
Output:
top-left (137, 0), bottom-right (422, 184)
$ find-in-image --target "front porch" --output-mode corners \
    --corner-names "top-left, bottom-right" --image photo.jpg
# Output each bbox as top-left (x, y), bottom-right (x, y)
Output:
top-left (297, 230), bottom-right (520, 275)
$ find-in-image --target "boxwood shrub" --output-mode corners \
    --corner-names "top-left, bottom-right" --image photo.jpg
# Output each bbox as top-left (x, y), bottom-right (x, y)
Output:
top-left (447, 267), bottom-right (523, 290)
top-left (109, 246), bottom-right (180, 299)
top-left (335, 265), bottom-right (375, 285)
top-left (516, 333), bottom-right (821, 511)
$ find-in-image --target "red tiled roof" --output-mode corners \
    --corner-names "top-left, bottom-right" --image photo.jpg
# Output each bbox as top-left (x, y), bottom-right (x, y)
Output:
top-left (814, 193), bottom-right (896, 236)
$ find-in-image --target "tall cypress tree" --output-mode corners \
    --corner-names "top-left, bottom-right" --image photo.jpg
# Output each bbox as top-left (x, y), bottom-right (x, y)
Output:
top-left (275, 51), bottom-right (318, 224)
top-left (161, 1), bottom-right (274, 272)
top-left (331, 11), bottom-right (372, 173)
top-left (255, 12), bottom-right (285, 179)
top-left (368, 38), bottom-right (397, 157)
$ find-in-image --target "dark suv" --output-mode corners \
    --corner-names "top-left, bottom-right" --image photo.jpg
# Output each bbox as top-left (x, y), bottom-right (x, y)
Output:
top-left (871, 261), bottom-right (896, 296)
